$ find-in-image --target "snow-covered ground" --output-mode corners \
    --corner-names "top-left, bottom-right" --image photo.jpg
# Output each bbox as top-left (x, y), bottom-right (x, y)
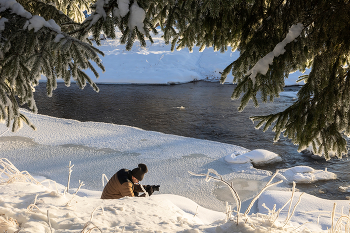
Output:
top-left (0, 110), bottom-right (344, 233)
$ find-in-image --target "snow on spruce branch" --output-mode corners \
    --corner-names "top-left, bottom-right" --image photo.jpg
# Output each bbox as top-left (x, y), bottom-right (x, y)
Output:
top-left (247, 23), bottom-right (304, 85)
top-left (113, 0), bottom-right (130, 18)
top-left (0, 0), bottom-right (70, 44)
top-left (84, 0), bottom-right (108, 27)
top-left (0, 17), bottom-right (7, 31)
top-left (0, 0), bottom-right (31, 18)
top-left (85, 0), bottom-right (145, 33)
top-left (128, 1), bottom-right (145, 34)
top-left (0, 0), bottom-right (62, 34)
top-left (23, 16), bottom-right (61, 33)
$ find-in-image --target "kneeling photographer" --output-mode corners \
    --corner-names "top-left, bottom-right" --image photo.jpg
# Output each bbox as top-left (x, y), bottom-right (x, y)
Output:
top-left (101, 163), bottom-right (160, 199)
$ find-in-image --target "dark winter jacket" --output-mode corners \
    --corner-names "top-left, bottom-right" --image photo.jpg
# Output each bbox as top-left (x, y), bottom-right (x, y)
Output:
top-left (101, 169), bottom-right (143, 199)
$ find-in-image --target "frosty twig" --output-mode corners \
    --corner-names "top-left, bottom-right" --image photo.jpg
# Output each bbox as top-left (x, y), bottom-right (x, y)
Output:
top-left (0, 158), bottom-right (39, 184)
top-left (244, 171), bottom-right (283, 217)
top-left (101, 174), bottom-right (109, 187)
top-left (66, 180), bottom-right (85, 207)
top-left (189, 169), bottom-right (241, 224)
top-left (65, 161), bottom-right (74, 194)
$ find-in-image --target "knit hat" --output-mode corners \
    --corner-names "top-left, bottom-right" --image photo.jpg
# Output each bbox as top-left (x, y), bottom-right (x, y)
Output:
top-left (131, 164), bottom-right (148, 181)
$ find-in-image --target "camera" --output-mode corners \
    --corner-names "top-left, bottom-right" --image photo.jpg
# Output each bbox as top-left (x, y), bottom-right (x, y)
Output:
top-left (150, 185), bottom-right (160, 192)
top-left (144, 185), bottom-right (160, 192)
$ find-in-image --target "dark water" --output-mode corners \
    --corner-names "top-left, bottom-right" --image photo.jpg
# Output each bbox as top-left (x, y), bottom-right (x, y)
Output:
top-left (31, 81), bottom-right (350, 200)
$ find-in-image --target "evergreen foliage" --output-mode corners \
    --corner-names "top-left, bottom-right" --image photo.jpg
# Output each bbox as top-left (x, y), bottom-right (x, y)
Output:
top-left (0, 0), bottom-right (104, 132)
top-left (1, 0), bottom-right (349, 159)
top-left (17, 0), bottom-right (94, 23)
top-left (219, 0), bottom-right (350, 159)
top-left (151, 0), bottom-right (350, 159)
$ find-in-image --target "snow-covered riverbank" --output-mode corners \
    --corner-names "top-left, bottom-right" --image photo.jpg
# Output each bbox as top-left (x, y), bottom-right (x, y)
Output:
top-left (44, 29), bottom-right (307, 86)
top-left (0, 110), bottom-right (344, 232)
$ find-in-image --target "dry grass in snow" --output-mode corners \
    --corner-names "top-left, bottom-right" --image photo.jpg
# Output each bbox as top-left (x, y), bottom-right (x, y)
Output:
top-left (1, 158), bottom-right (350, 232)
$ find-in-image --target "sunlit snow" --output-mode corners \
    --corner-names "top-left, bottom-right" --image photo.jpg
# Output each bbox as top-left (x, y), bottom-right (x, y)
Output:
top-left (58, 29), bottom-right (307, 86)
top-left (224, 149), bottom-right (283, 166)
top-left (0, 109), bottom-right (345, 232)
top-left (277, 166), bottom-right (336, 184)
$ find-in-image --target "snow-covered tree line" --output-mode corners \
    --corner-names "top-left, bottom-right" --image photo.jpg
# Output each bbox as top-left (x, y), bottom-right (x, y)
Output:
top-left (0, 0), bottom-right (349, 159)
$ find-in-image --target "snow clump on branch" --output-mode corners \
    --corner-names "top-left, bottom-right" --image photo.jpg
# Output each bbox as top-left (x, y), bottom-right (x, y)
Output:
top-left (0, 17), bottom-right (8, 31)
top-left (129, 1), bottom-right (145, 34)
top-left (0, 0), bottom-right (61, 33)
top-left (0, 0), bottom-right (32, 18)
top-left (114, 0), bottom-right (130, 18)
top-left (87, 0), bottom-right (145, 34)
top-left (23, 16), bottom-right (61, 33)
top-left (88, 0), bottom-right (108, 27)
top-left (247, 23), bottom-right (304, 85)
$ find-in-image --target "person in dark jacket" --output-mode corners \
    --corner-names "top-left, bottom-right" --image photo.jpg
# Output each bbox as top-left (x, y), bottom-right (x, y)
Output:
top-left (101, 163), bottom-right (154, 199)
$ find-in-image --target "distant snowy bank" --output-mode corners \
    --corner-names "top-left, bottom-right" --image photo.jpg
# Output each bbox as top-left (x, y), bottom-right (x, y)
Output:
top-left (41, 29), bottom-right (308, 86)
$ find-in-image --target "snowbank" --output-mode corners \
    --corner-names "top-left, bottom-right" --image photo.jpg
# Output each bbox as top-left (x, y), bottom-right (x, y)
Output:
top-left (0, 181), bottom-right (224, 232)
top-left (279, 91), bottom-right (298, 99)
top-left (259, 190), bottom-right (350, 232)
top-left (40, 28), bottom-right (307, 86)
top-left (82, 30), bottom-right (236, 85)
top-left (224, 151), bottom-right (336, 185)
top-left (1, 172), bottom-right (347, 232)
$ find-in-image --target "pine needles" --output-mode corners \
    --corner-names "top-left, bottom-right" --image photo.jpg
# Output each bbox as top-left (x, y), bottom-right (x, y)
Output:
top-left (0, 0), bottom-right (104, 132)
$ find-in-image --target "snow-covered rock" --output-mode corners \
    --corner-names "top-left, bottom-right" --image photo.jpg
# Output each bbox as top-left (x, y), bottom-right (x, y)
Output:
top-left (339, 185), bottom-right (350, 192)
top-left (277, 166), bottom-right (336, 183)
top-left (224, 149), bottom-right (282, 166)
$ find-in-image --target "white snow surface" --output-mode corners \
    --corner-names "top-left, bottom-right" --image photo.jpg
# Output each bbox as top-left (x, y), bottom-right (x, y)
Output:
top-left (224, 149), bottom-right (283, 166)
top-left (5, 180), bottom-right (346, 233)
top-left (0, 109), bottom-right (254, 212)
top-left (279, 91), bottom-right (298, 99)
top-left (277, 166), bottom-right (337, 183)
top-left (0, 110), bottom-right (343, 232)
top-left (259, 190), bottom-right (350, 232)
top-left (0, 182), bottom-right (224, 232)
top-left (54, 33), bottom-right (65, 43)
top-left (339, 185), bottom-right (350, 193)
